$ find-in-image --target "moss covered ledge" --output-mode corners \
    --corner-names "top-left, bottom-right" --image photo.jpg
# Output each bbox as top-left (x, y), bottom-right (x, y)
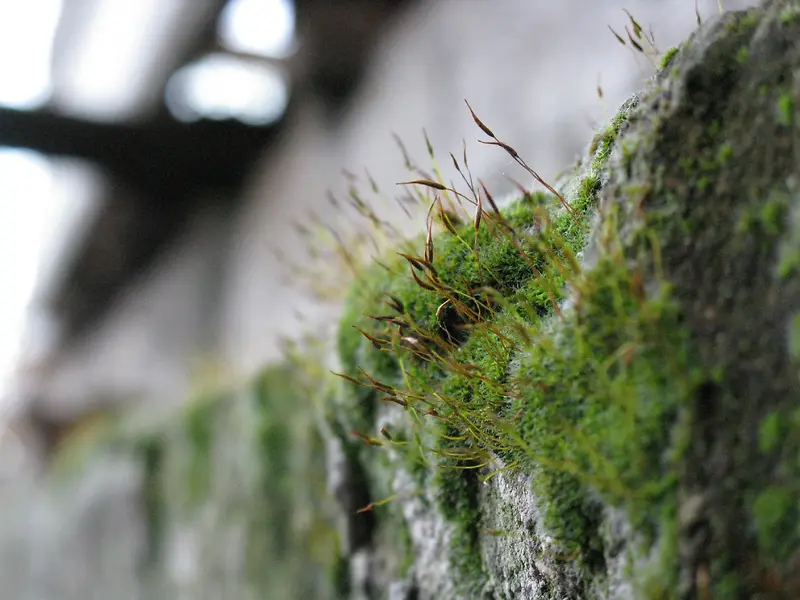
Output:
top-left (329, 81), bottom-right (640, 599)
top-left (329, 1), bottom-right (800, 598)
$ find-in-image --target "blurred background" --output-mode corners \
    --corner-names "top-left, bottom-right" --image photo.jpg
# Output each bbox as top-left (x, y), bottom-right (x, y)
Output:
top-left (0, 1), bottom-right (756, 598)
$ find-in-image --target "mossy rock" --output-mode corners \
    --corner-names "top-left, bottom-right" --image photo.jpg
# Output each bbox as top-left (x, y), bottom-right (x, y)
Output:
top-left (34, 364), bottom-right (345, 600)
top-left (330, 1), bottom-right (800, 598)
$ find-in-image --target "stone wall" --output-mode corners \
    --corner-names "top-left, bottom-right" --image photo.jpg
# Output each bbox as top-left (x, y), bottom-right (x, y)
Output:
top-left (23, 0), bottom-right (757, 419)
top-left (2, 2), bottom-right (789, 599)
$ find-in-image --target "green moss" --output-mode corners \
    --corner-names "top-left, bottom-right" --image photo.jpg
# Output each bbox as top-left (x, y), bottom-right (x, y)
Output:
top-left (736, 47), bottom-right (750, 64)
top-left (251, 370), bottom-right (295, 554)
top-left (677, 156), bottom-right (694, 177)
top-left (511, 249), bottom-right (698, 578)
top-left (716, 142), bottom-right (733, 165)
top-left (595, 111), bottom-right (630, 165)
top-left (777, 203), bottom-right (800, 279)
top-left (751, 486), bottom-right (798, 562)
top-left (181, 392), bottom-right (221, 505)
top-left (761, 192), bottom-right (790, 236)
top-left (778, 246), bottom-right (800, 278)
top-left (137, 434), bottom-right (165, 566)
top-left (713, 571), bottom-right (745, 600)
top-left (246, 365), bottom-right (344, 599)
top-left (779, 4), bottom-right (800, 24)
top-left (789, 312), bottom-right (800, 360)
top-left (659, 46), bottom-right (680, 71)
top-left (777, 92), bottom-right (794, 127)
top-left (336, 192), bottom-right (564, 435)
top-left (333, 100), bottom-right (633, 590)
top-left (435, 448), bottom-right (489, 594)
top-left (758, 411), bottom-right (782, 455)
top-left (727, 10), bottom-right (761, 32)
top-left (674, 131), bottom-right (741, 197)
top-left (696, 175), bottom-right (712, 192)
top-left (736, 189), bottom-right (789, 238)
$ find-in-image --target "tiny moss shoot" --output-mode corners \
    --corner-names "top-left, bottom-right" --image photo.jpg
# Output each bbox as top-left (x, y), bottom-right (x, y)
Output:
top-left (659, 46), bottom-right (680, 70)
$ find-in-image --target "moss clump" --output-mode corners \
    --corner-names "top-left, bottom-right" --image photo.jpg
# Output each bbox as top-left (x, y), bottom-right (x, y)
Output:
top-left (776, 199), bottom-right (800, 280)
top-left (514, 260), bottom-right (693, 542)
top-left (750, 402), bottom-right (800, 572)
top-left (137, 434), bottom-right (166, 567)
top-left (779, 3), bottom-right (800, 24)
top-left (789, 312), bottom-right (800, 359)
top-left (777, 92), bottom-right (794, 126)
top-left (434, 448), bottom-right (488, 595)
top-left (752, 486), bottom-right (798, 563)
top-left (736, 189), bottom-right (791, 239)
top-left (759, 411), bottom-right (783, 455)
top-left (336, 191), bottom-right (567, 435)
top-left (499, 184), bottom-right (709, 588)
top-left (250, 370), bottom-right (294, 555)
top-left (336, 191), bottom-right (576, 590)
top-left (595, 4), bottom-right (800, 595)
top-left (659, 46), bottom-right (680, 70)
top-left (334, 97), bottom-right (633, 591)
top-left (589, 109), bottom-right (633, 174)
top-left (726, 9), bottom-right (761, 32)
top-left (736, 46), bottom-right (750, 64)
top-left (716, 141), bottom-right (734, 165)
